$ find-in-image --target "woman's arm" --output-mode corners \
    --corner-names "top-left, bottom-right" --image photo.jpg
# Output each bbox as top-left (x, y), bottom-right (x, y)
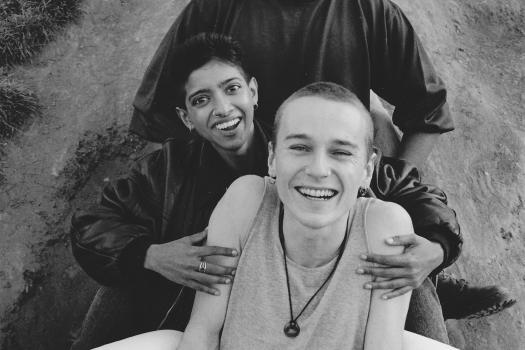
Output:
top-left (363, 200), bottom-right (413, 350)
top-left (177, 175), bottom-right (266, 350)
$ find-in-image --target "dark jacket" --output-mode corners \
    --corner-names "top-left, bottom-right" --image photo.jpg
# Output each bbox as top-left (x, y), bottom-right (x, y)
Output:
top-left (71, 125), bottom-right (462, 328)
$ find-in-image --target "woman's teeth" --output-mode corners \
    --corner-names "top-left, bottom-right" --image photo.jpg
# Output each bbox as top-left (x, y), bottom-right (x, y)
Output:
top-left (215, 118), bottom-right (241, 130)
top-left (297, 187), bottom-right (336, 200)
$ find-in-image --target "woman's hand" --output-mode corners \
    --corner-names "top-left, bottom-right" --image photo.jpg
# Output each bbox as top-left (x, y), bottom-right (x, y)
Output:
top-left (357, 234), bottom-right (444, 299)
top-left (144, 229), bottom-right (237, 295)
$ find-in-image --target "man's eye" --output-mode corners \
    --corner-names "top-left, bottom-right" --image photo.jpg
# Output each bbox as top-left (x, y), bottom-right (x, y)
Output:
top-left (289, 145), bottom-right (309, 152)
top-left (332, 150), bottom-right (352, 157)
top-left (191, 96), bottom-right (209, 106)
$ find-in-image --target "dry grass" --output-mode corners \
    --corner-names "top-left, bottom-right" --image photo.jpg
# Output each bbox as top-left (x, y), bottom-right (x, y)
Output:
top-left (0, 78), bottom-right (41, 138)
top-left (0, 0), bottom-right (82, 67)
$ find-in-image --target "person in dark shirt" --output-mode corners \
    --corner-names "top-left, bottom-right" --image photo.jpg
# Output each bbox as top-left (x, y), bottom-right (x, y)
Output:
top-left (128, 0), bottom-right (514, 324)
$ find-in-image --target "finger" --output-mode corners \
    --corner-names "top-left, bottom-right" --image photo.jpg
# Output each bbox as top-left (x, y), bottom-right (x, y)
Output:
top-left (186, 279), bottom-right (220, 296)
top-left (363, 278), bottom-right (411, 290)
top-left (192, 271), bottom-right (233, 286)
top-left (385, 234), bottom-right (418, 246)
top-left (197, 262), bottom-right (236, 276)
top-left (187, 229), bottom-right (208, 244)
top-left (360, 253), bottom-right (409, 267)
top-left (198, 245), bottom-right (238, 257)
top-left (381, 286), bottom-right (413, 300)
top-left (356, 266), bottom-right (410, 278)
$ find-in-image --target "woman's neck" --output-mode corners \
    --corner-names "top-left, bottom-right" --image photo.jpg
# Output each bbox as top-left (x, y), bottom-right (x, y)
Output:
top-left (283, 212), bottom-right (349, 268)
top-left (215, 127), bottom-right (257, 173)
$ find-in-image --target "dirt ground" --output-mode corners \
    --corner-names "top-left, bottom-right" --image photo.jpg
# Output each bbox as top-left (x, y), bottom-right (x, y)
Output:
top-left (0, 0), bottom-right (523, 349)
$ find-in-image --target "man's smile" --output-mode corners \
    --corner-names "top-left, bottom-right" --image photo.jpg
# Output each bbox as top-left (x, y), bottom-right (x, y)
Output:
top-left (295, 186), bottom-right (338, 201)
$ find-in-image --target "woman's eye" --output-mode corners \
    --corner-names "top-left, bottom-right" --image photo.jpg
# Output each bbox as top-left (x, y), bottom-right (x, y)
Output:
top-left (226, 84), bottom-right (241, 94)
top-left (191, 96), bottom-right (209, 106)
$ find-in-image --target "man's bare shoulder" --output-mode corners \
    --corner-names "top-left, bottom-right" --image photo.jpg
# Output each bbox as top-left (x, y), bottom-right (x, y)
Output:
top-left (207, 175), bottom-right (266, 249)
top-left (365, 199), bottom-right (413, 255)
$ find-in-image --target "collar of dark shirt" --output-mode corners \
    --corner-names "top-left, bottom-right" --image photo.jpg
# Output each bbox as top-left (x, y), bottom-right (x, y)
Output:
top-left (194, 119), bottom-right (270, 209)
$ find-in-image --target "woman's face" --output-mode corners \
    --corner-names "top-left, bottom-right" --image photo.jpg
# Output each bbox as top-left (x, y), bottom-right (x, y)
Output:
top-left (269, 96), bottom-right (375, 230)
top-left (177, 59), bottom-right (258, 156)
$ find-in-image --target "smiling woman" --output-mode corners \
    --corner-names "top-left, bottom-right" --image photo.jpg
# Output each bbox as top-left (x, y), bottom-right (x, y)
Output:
top-left (176, 60), bottom-right (258, 159)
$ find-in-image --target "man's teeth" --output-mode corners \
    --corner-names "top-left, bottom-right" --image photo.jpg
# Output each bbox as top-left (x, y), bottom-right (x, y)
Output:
top-left (215, 118), bottom-right (240, 130)
top-left (298, 187), bottom-right (336, 200)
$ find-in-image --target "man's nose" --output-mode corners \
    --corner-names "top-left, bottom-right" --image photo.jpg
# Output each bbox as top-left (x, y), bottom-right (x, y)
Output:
top-left (305, 153), bottom-right (331, 178)
top-left (212, 93), bottom-right (233, 117)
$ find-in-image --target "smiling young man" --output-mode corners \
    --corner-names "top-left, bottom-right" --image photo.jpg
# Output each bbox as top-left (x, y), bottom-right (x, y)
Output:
top-left (71, 34), bottom-right (461, 349)
top-left (175, 82), bottom-right (412, 349)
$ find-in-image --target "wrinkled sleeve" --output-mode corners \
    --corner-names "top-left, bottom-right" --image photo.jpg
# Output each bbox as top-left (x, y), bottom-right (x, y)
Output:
top-left (70, 152), bottom-right (163, 286)
top-left (370, 155), bottom-right (462, 274)
top-left (364, 0), bottom-right (454, 134)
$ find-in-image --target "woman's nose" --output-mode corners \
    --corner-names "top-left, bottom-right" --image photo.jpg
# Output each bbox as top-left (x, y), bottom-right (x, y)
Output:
top-left (212, 93), bottom-right (233, 117)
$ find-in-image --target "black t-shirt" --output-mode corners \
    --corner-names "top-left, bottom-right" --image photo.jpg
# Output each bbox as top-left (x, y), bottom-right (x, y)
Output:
top-left (130, 0), bottom-right (454, 142)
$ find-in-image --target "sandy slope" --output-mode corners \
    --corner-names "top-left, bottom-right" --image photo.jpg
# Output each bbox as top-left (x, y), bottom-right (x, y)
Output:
top-left (0, 0), bottom-right (523, 349)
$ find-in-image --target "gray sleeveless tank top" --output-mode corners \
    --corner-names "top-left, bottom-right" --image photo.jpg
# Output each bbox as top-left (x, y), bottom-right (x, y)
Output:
top-left (220, 177), bottom-right (375, 349)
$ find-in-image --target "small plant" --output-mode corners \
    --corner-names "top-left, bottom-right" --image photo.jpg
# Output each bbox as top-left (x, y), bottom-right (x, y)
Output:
top-left (0, 78), bottom-right (41, 138)
top-left (0, 0), bottom-right (83, 67)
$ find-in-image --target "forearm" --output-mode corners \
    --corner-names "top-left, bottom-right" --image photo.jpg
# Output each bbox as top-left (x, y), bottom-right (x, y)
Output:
top-left (397, 132), bottom-right (440, 167)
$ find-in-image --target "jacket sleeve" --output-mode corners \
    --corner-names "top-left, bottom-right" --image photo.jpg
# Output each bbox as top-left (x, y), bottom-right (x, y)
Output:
top-left (362, 0), bottom-right (454, 134)
top-left (70, 152), bottom-right (164, 286)
top-left (370, 155), bottom-right (463, 274)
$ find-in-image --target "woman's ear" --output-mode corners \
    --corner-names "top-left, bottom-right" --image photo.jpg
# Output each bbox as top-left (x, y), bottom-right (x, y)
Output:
top-left (267, 142), bottom-right (276, 178)
top-left (176, 107), bottom-right (193, 131)
top-left (362, 151), bottom-right (377, 189)
top-left (248, 77), bottom-right (259, 105)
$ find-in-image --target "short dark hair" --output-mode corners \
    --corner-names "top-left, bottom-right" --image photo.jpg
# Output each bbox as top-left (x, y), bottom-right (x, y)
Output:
top-left (272, 82), bottom-right (374, 157)
top-left (170, 33), bottom-right (250, 106)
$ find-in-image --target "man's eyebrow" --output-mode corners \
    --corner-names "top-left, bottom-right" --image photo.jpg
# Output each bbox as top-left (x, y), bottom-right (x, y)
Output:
top-left (333, 139), bottom-right (360, 149)
top-left (284, 133), bottom-right (310, 141)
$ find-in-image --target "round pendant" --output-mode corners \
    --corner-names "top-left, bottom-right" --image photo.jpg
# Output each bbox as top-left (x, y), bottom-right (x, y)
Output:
top-left (284, 320), bottom-right (300, 338)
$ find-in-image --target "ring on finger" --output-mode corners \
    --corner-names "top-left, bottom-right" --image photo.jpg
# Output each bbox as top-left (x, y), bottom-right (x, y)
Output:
top-left (198, 260), bottom-right (207, 273)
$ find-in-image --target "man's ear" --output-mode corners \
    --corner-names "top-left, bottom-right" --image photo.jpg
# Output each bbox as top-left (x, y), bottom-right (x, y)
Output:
top-left (268, 141), bottom-right (276, 178)
top-left (248, 77), bottom-right (259, 105)
top-left (362, 151), bottom-right (377, 189)
top-left (176, 107), bottom-right (193, 131)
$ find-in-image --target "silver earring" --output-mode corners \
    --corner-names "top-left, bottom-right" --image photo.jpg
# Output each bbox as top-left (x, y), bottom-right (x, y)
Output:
top-left (268, 175), bottom-right (276, 184)
top-left (254, 103), bottom-right (258, 111)
top-left (357, 187), bottom-right (368, 197)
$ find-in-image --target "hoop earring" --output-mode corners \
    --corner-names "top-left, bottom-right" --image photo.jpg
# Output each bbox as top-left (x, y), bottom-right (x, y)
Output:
top-left (254, 103), bottom-right (258, 111)
top-left (357, 187), bottom-right (367, 197)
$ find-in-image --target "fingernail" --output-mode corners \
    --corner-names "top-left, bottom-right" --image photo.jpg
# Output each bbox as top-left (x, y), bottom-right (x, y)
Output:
top-left (224, 278), bottom-right (231, 284)
top-left (386, 237), bottom-right (394, 244)
top-left (231, 250), bottom-right (238, 256)
top-left (360, 254), bottom-right (367, 260)
top-left (382, 295), bottom-right (389, 300)
top-left (231, 269), bottom-right (236, 276)
top-left (356, 268), bottom-right (364, 274)
top-left (214, 290), bottom-right (220, 296)
top-left (364, 283), bottom-right (372, 290)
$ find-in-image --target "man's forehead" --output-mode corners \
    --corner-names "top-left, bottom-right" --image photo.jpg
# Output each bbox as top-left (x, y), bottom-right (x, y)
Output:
top-left (278, 96), bottom-right (369, 145)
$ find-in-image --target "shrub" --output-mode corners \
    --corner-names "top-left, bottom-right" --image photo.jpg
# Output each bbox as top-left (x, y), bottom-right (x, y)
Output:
top-left (0, 0), bottom-right (83, 67)
top-left (0, 78), bottom-right (41, 138)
